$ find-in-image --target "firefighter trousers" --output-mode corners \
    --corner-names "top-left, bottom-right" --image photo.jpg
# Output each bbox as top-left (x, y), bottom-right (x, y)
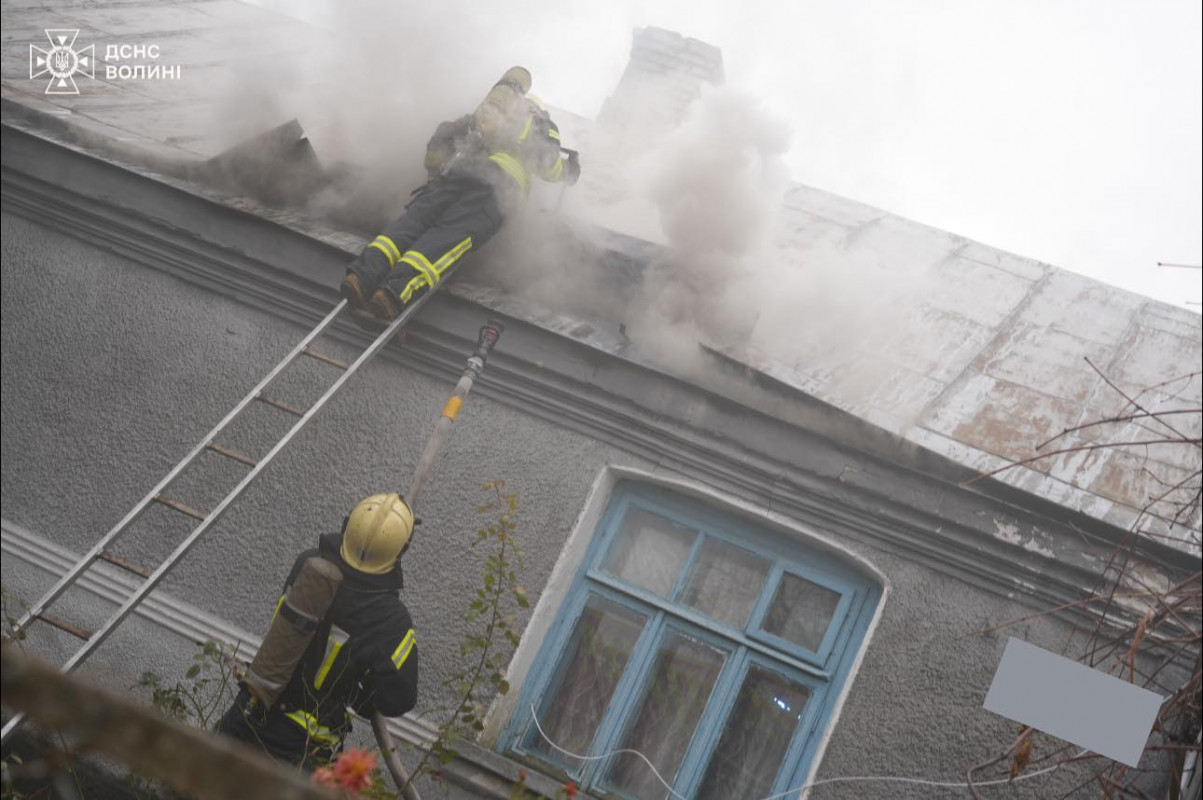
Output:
top-left (216, 688), bottom-right (342, 768)
top-left (348, 171), bottom-right (504, 308)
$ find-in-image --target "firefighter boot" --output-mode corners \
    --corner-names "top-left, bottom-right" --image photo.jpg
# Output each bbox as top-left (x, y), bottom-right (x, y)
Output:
top-left (340, 271), bottom-right (369, 308)
top-left (364, 289), bottom-right (409, 345)
top-left (368, 288), bottom-right (402, 321)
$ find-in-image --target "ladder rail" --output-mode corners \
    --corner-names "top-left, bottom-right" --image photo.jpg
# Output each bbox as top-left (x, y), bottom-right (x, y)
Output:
top-left (1, 299), bottom-right (421, 746)
top-left (7, 300), bottom-right (351, 640)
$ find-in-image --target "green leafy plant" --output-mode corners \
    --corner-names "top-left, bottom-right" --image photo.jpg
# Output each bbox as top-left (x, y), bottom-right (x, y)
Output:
top-left (121, 639), bottom-right (243, 797)
top-left (1, 587), bottom-right (29, 644)
top-left (401, 481), bottom-right (531, 795)
top-left (134, 639), bottom-right (241, 730)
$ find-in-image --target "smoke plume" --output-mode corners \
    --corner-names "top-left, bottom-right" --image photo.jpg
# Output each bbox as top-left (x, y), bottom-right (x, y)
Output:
top-left (207, 4), bottom-right (896, 375)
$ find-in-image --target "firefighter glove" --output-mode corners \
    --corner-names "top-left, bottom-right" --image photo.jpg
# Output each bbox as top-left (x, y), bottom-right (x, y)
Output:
top-left (564, 150), bottom-right (581, 186)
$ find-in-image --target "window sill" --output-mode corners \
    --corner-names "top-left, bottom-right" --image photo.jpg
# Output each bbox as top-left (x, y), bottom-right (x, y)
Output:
top-left (440, 739), bottom-right (595, 800)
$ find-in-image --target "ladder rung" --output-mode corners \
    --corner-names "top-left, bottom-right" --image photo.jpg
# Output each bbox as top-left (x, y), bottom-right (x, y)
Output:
top-left (301, 346), bottom-right (348, 370)
top-left (99, 551), bottom-right (152, 579)
top-left (256, 394), bottom-right (306, 417)
top-left (153, 494), bottom-right (208, 521)
top-left (206, 442), bottom-right (257, 467)
top-left (39, 613), bottom-right (92, 641)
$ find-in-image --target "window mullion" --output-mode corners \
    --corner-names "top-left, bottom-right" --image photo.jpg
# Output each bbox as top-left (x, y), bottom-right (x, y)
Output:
top-left (667, 529), bottom-right (705, 601)
top-left (674, 646), bottom-right (750, 798)
top-left (578, 608), bottom-right (668, 790)
top-left (747, 560), bottom-right (785, 631)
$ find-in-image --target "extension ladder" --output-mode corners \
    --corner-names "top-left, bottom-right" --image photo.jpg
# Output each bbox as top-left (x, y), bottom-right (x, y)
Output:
top-left (1, 296), bottom-right (427, 745)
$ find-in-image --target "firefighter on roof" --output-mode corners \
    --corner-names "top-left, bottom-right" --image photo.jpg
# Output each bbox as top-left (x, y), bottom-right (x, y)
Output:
top-left (217, 493), bottom-right (419, 767)
top-left (340, 66), bottom-right (581, 320)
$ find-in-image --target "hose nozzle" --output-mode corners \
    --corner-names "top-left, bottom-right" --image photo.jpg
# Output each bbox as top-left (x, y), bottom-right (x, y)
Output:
top-left (475, 319), bottom-right (504, 360)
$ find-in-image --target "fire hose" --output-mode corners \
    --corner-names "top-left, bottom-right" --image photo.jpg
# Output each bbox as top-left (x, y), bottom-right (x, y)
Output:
top-left (373, 319), bottom-right (505, 800)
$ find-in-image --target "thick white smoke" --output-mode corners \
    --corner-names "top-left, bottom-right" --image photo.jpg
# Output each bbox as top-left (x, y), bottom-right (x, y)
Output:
top-left (208, 4), bottom-right (900, 375)
top-left (214, 0), bottom-right (573, 225)
top-left (631, 86), bottom-right (792, 362)
top-left (472, 80), bottom-right (797, 369)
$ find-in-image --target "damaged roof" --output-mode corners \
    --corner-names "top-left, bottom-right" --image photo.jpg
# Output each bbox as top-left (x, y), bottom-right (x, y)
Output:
top-left (3, 0), bottom-right (1199, 551)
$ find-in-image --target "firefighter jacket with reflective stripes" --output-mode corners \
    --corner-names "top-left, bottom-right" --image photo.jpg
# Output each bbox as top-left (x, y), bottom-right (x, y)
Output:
top-left (271, 533), bottom-right (418, 743)
top-left (424, 84), bottom-right (567, 195)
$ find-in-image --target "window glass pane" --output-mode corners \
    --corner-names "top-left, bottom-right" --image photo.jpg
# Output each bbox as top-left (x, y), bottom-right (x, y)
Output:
top-left (602, 630), bottom-right (727, 799)
top-left (761, 572), bottom-right (842, 652)
top-left (525, 595), bottom-right (646, 767)
top-left (601, 507), bottom-right (695, 597)
top-left (679, 538), bottom-right (770, 627)
top-left (695, 666), bottom-right (810, 800)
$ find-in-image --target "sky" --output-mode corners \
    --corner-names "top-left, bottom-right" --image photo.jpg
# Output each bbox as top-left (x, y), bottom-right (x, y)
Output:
top-left (258, 0), bottom-right (1202, 311)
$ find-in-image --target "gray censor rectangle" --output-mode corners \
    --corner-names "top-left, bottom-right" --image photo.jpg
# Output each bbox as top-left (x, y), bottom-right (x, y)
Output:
top-left (984, 638), bottom-right (1164, 767)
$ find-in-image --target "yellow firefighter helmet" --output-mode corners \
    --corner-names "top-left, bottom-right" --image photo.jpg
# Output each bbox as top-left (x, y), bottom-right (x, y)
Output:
top-left (340, 493), bottom-right (415, 574)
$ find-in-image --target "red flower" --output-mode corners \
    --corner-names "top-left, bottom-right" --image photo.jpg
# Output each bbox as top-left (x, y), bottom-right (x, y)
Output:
top-left (562, 782), bottom-right (578, 798)
top-left (517, 769), bottom-right (529, 782)
top-left (332, 748), bottom-right (378, 793)
top-left (312, 766), bottom-right (338, 789)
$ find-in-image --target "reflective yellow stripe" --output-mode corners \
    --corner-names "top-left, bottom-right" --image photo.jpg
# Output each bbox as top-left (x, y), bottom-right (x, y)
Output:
top-left (313, 640), bottom-right (343, 690)
top-left (398, 274), bottom-right (427, 305)
top-left (376, 235), bottom-right (402, 262)
top-left (400, 252), bottom-right (437, 287)
top-left (517, 115), bottom-right (533, 142)
top-left (368, 241), bottom-right (397, 267)
top-left (270, 594), bottom-right (285, 623)
top-left (391, 630), bottom-right (415, 669)
top-left (313, 626), bottom-right (349, 691)
top-left (407, 250), bottom-right (438, 281)
top-left (545, 158), bottom-right (564, 181)
top-left (395, 238), bottom-right (472, 306)
top-left (431, 237), bottom-right (473, 278)
top-left (548, 128), bottom-right (561, 141)
top-left (284, 710), bottom-right (340, 745)
top-left (488, 152), bottom-right (529, 193)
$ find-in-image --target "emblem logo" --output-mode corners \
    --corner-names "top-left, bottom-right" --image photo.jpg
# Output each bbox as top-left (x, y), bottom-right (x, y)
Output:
top-left (30, 29), bottom-right (95, 95)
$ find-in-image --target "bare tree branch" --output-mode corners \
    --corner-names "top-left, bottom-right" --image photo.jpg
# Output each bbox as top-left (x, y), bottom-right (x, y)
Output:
top-left (1037, 409), bottom-right (1203, 452)
top-left (961, 362), bottom-right (1201, 800)
top-left (960, 439), bottom-right (1198, 488)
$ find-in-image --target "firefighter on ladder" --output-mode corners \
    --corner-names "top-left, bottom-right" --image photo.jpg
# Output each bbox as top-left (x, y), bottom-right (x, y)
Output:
top-left (340, 66), bottom-right (581, 320)
top-left (217, 493), bottom-right (419, 767)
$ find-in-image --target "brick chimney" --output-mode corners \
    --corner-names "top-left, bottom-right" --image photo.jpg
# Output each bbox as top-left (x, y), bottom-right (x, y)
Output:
top-left (599, 27), bottom-right (724, 132)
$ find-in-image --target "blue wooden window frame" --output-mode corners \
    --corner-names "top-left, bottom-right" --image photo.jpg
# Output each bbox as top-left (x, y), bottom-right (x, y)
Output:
top-left (501, 483), bottom-right (881, 798)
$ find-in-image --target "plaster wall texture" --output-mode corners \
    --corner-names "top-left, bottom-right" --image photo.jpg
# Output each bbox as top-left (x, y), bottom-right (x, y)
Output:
top-left (0, 211), bottom-right (644, 722)
top-left (3, 210), bottom-right (1186, 798)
